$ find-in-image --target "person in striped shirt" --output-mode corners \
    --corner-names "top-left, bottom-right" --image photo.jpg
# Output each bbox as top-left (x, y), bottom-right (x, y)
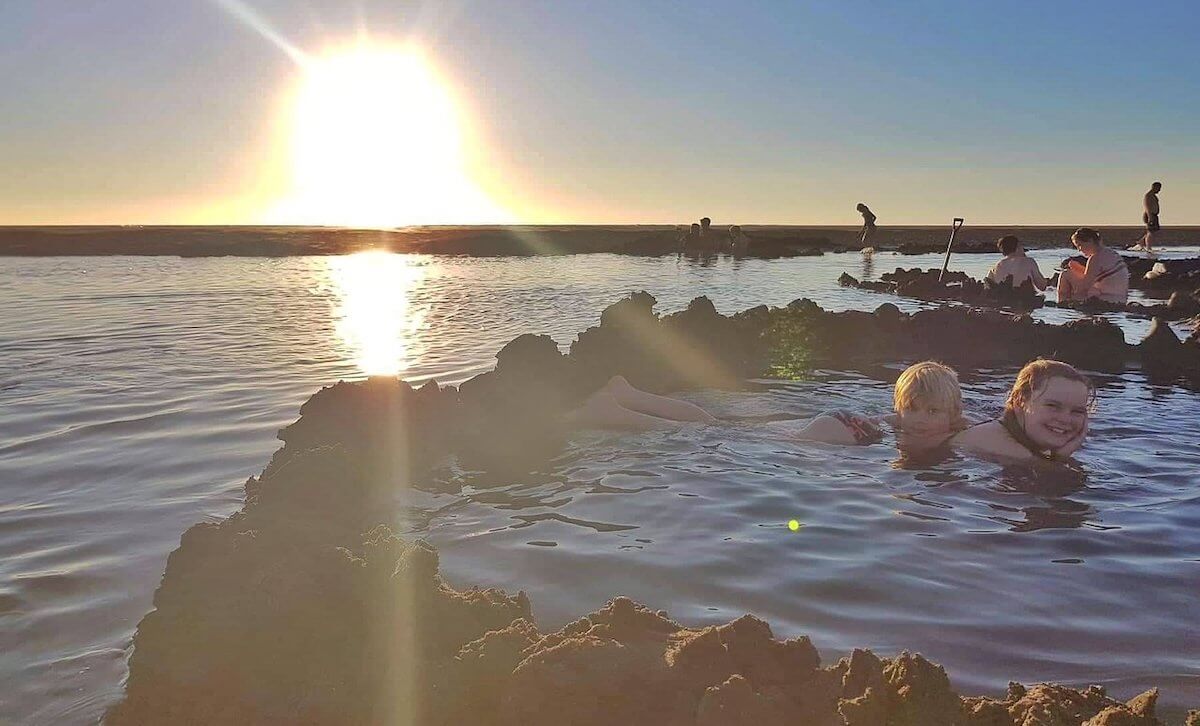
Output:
top-left (1056, 227), bottom-right (1129, 304)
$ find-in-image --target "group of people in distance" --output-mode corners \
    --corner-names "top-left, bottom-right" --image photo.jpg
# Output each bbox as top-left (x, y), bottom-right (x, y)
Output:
top-left (987, 227), bottom-right (1129, 304)
top-left (863, 181), bottom-right (1163, 257)
top-left (679, 217), bottom-right (751, 255)
top-left (571, 358), bottom-right (1093, 466)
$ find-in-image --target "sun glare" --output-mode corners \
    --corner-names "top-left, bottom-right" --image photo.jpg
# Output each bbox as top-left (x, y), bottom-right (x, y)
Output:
top-left (326, 251), bottom-right (430, 377)
top-left (268, 46), bottom-right (508, 227)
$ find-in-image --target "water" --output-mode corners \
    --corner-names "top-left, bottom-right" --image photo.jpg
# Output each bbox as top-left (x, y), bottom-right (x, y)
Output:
top-left (1, 249), bottom-right (1197, 723)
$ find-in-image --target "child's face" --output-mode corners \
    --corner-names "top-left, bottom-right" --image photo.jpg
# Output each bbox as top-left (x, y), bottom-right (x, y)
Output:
top-left (896, 397), bottom-right (955, 450)
top-left (1017, 377), bottom-right (1089, 451)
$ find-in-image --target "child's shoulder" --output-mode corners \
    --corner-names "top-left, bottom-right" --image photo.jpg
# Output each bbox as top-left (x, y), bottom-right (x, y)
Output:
top-left (952, 421), bottom-right (1031, 460)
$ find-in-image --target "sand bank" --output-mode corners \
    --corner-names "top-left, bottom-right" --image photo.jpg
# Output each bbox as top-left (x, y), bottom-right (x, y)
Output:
top-left (2, 225), bottom-right (1198, 257)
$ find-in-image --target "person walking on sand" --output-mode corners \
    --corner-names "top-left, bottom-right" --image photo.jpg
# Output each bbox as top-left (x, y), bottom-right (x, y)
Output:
top-left (1130, 181), bottom-right (1162, 254)
top-left (856, 203), bottom-right (877, 247)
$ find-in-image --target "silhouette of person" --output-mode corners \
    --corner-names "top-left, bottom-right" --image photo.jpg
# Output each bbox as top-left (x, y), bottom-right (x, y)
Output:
top-left (700, 217), bottom-right (712, 237)
top-left (856, 203), bottom-right (877, 247)
top-left (1132, 182), bottom-right (1162, 254)
top-left (728, 225), bottom-right (750, 256)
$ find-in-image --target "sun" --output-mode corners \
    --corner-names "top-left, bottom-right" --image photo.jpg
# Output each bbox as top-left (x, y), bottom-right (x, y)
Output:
top-left (266, 45), bottom-right (508, 228)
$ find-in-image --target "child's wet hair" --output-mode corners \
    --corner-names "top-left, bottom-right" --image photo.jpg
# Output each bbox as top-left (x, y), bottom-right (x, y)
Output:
top-left (893, 361), bottom-right (962, 415)
top-left (1005, 359), bottom-right (1095, 412)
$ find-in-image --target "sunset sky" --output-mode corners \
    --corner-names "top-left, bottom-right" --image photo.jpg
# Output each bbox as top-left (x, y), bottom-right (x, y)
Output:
top-left (2, 0), bottom-right (1197, 226)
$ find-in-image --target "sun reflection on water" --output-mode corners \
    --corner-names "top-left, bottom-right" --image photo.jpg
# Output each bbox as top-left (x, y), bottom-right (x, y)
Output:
top-left (325, 252), bottom-right (430, 377)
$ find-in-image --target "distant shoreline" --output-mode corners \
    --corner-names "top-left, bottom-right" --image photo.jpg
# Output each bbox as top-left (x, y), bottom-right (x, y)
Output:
top-left (1, 224), bottom-right (1197, 257)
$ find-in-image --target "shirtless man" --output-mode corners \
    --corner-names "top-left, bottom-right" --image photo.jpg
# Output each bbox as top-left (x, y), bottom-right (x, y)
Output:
top-left (1132, 181), bottom-right (1162, 253)
top-left (1057, 227), bottom-right (1129, 303)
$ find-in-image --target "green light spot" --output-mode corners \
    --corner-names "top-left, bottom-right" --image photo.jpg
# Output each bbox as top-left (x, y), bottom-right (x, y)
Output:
top-left (788, 519), bottom-right (801, 532)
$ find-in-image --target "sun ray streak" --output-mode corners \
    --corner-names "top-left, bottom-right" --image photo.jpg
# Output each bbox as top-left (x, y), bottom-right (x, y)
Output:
top-left (211, 0), bottom-right (309, 65)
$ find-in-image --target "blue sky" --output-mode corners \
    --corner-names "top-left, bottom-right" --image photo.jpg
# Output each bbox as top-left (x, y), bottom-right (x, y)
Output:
top-left (1, 0), bottom-right (1197, 224)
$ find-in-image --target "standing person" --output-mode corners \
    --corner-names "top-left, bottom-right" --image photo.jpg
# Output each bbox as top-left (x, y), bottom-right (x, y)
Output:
top-left (728, 225), bottom-right (750, 256)
top-left (856, 203), bottom-right (877, 247)
top-left (986, 235), bottom-right (1047, 291)
top-left (1056, 227), bottom-right (1129, 303)
top-left (1131, 181), bottom-right (1162, 253)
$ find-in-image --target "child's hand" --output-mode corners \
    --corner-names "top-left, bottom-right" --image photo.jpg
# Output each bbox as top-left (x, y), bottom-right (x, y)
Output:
top-left (1052, 418), bottom-right (1089, 460)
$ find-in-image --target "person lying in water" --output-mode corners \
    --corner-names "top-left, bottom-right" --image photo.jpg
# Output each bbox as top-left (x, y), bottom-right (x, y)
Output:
top-left (567, 374), bottom-right (717, 431)
top-left (951, 359), bottom-right (1091, 462)
top-left (794, 361), bottom-right (969, 453)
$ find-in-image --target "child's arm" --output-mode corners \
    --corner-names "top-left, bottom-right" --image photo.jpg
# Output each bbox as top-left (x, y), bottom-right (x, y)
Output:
top-left (1030, 260), bottom-right (1048, 291)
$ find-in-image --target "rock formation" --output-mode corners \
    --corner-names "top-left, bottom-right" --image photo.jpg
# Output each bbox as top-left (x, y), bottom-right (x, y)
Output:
top-left (107, 295), bottom-right (1200, 724)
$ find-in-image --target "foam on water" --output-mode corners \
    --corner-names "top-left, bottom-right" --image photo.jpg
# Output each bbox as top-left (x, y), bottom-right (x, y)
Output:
top-left (1, 250), bottom-right (1198, 723)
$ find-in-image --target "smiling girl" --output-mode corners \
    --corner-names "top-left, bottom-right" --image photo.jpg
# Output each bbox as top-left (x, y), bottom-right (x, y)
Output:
top-left (952, 359), bottom-right (1093, 462)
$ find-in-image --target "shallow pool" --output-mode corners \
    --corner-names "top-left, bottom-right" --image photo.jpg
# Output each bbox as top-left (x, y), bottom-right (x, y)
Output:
top-left (1, 249), bottom-right (1197, 722)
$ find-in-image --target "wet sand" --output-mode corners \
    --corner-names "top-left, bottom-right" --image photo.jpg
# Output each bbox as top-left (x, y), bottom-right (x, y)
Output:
top-left (2, 224), bottom-right (1198, 257)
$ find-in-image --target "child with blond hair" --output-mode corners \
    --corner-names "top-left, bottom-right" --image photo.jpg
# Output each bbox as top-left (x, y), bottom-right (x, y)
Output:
top-left (796, 361), bottom-right (967, 453)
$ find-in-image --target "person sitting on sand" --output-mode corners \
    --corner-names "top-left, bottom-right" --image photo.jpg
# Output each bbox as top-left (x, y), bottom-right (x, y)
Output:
top-left (568, 375), bottom-right (717, 431)
top-left (986, 235), bottom-right (1047, 291)
top-left (856, 203), bottom-right (877, 247)
top-left (795, 361), bottom-right (968, 453)
top-left (951, 359), bottom-right (1091, 463)
top-left (1056, 227), bottom-right (1129, 303)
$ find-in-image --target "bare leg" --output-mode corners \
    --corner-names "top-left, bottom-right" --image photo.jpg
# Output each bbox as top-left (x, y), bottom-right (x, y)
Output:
top-left (568, 390), bottom-right (682, 431)
top-left (601, 375), bottom-right (717, 423)
top-left (1144, 229), bottom-right (1157, 254)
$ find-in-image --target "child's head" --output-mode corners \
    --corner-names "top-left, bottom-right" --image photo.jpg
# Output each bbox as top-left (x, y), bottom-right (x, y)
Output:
top-left (996, 235), bottom-right (1021, 256)
top-left (1005, 359), bottom-right (1093, 451)
top-left (893, 361), bottom-right (962, 447)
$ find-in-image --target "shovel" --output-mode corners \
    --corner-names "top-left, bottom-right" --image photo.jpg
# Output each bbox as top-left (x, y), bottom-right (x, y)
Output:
top-left (938, 218), bottom-right (965, 282)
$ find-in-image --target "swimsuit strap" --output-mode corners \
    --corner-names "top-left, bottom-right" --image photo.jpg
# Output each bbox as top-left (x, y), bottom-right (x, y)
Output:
top-left (1000, 409), bottom-right (1053, 460)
